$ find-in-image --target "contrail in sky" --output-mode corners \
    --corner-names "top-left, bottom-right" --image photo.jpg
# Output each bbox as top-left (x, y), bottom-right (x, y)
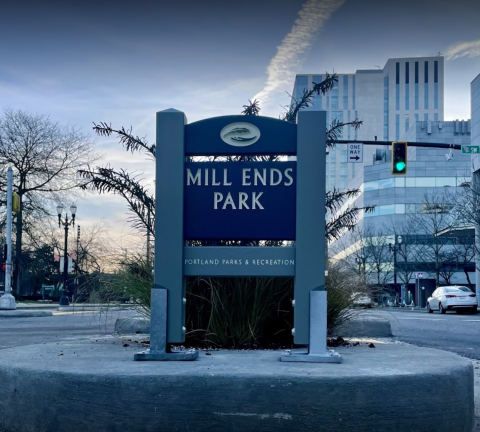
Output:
top-left (444, 39), bottom-right (480, 60)
top-left (253, 0), bottom-right (346, 106)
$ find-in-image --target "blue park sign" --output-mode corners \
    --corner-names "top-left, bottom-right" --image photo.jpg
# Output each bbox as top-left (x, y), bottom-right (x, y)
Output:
top-left (184, 161), bottom-right (296, 240)
top-left (140, 109), bottom-right (327, 357)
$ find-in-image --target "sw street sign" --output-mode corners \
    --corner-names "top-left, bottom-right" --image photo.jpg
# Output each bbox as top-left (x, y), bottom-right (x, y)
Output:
top-left (347, 143), bottom-right (363, 163)
top-left (461, 145), bottom-right (480, 154)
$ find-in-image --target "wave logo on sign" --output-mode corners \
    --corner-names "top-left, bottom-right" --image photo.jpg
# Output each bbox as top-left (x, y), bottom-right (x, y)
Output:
top-left (220, 122), bottom-right (260, 147)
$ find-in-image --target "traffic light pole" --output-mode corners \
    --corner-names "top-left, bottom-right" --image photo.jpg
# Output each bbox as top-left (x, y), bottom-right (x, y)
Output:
top-left (0, 167), bottom-right (17, 310)
top-left (334, 139), bottom-right (461, 150)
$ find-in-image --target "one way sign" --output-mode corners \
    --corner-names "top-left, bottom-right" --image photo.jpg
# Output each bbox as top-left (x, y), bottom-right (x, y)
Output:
top-left (347, 143), bottom-right (363, 163)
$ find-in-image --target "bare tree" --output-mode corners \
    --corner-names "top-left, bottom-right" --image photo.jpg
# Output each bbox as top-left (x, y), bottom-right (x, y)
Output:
top-left (0, 109), bottom-right (100, 295)
top-left (408, 191), bottom-right (456, 284)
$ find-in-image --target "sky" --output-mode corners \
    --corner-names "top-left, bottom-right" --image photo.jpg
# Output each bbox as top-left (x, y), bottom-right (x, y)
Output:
top-left (0, 0), bottom-right (479, 246)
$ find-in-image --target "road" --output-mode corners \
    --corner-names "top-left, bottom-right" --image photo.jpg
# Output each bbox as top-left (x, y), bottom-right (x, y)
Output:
top-left (0, 309), bottom-right (135, 350)
top-left (371, 307), bottom-right (480, 360)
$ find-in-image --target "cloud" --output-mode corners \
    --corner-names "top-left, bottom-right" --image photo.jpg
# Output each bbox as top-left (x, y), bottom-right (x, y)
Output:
top-left (445, 39), bottom-right (480, 60)
top-left (252, 0), bottom-right (346, 106)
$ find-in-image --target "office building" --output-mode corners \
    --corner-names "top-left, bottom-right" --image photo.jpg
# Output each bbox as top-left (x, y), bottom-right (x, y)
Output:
top-left (292, 56), bottom-right (445, 191)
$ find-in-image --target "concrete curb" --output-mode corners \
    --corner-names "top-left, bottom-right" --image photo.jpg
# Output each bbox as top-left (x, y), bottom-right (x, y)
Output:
top-left (114, 317), bottom-right (150, 335)
top-left (0, 310), bottom-right (53, 318)
top-left (0, 339), bottom-right (473, 432)
top-left (333, 316), bottom-right (393, 337)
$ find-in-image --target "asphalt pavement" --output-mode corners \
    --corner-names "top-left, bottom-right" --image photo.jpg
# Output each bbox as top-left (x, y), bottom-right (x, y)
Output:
top-left (368, 307), bottom-right (480, 359)
top-left (0, 309), bottom-right (135, 350)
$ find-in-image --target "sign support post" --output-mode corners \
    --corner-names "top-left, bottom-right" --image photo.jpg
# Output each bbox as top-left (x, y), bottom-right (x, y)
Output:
top-left (135, 109), bottom-right (198, 361)
top-left (281, 110), bottom-right (340, 363)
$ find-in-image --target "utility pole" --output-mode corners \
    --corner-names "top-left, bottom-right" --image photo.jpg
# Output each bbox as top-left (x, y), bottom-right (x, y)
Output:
top-left (0, 167), bottom-right (17, 309)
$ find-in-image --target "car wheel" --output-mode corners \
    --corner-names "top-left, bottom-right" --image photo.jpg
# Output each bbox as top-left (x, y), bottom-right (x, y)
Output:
top-left (427, 303), bottom-right (433, 313)
top-left (439, 303), bottom-right (446, 314)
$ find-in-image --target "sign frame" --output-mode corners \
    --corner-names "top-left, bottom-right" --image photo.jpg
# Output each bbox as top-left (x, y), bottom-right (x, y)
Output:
top-left (134, 109), bottom-right (339, 363)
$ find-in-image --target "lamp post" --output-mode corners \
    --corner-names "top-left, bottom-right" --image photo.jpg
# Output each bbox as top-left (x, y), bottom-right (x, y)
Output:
top-left (389, 235), bottom-right (402, 302)
top-left (57, 204), bottom-right (77, 306)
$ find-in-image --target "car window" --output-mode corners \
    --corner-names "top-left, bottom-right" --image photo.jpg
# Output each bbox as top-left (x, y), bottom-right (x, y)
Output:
top-left (445, 288), bottom-right (460, 293)
top-left (457, 287), bottom-right (472, 293)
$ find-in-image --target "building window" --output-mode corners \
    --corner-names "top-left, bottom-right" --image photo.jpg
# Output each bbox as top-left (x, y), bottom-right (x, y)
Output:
top-left (434, 113), bottom-right (439, 121)
top-left (396, 114), bottom-right (400, 140)
top-left (424, 113), bottom-right (429, 121)
top-left (347, 111), bottom-right (351, 139)
top-left (313, 75), bottom-right (323, 108)
top-left (354, 111), bottom-right (358, 140)
top-left (415, 84), bottom-right (419, 110)
top-left (434, 61), bottom-right (438, 83)
top-left (352, 76), bottom-right (355, 109)
top-left (405, 116), bottom-right (410, 132)
top-left (331, 111), bottom-right (343, 138)
top-left (384, 76), bottom-right (389, 140)
top-left (405, 84), bottom-right (409, 110)
top-left (396, 62), bottom-right (400, 110)
top-left (343, 75), bottom-right (348, 109)
top-left (434, 83), bottom-right (438, 110)
top-left (405, 59), bottom-right (410, 108)
top-left (415, 114), bottom-right (419, 122)
top-left (296, 76), bottom-right (308, 100)
top-left (331, 80), bottom-right (339, 109)
top-left (424, 61), bottom-right (429, 109)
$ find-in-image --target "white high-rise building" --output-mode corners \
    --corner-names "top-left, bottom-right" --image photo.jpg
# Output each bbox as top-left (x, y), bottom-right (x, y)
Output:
top-left (292, 56), bottom-right (444, 191)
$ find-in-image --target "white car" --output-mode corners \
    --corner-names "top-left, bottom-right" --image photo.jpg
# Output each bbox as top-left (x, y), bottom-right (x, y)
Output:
top-left (427, 286), bottom-right (478, 314)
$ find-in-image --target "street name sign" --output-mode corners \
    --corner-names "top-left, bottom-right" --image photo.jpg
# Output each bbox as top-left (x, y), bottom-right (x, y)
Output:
top-left (461, 145), bottom-right (480, 154)
top-left (347, 143), bottom-right (363, 163)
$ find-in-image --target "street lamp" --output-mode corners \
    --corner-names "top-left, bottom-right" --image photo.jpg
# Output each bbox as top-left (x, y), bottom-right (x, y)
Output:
top-left (389, 235), bottom-right (402, 302)
top-left (57, 204), bottom-right (77, 306)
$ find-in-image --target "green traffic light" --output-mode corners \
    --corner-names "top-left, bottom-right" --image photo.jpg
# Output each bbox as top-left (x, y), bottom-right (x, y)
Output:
top-left (395, 161), bottom-right (406, 171)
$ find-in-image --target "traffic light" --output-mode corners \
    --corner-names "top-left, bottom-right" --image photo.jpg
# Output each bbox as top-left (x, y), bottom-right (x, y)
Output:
top-left (391, 142), bottom-right (407, 175)
top-left (12, 193), bottom-right (20, 212)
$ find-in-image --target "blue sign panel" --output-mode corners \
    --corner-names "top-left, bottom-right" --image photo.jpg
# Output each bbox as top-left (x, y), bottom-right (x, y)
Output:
top-left (184, 161), bottom-right (296, 240)
top-left (185, 115), bottom-right (297, 156)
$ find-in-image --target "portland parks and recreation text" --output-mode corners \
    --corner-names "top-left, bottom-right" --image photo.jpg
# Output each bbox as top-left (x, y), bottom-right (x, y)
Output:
top-left (184, 161), bottom-right (296, 240)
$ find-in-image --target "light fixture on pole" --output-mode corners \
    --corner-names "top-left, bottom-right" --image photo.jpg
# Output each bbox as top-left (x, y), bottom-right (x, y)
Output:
top-left (57, 204), bottom-right (77, 306)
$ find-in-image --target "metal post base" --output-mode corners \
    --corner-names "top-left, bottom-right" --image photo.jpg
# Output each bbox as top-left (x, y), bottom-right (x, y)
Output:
top-left (0, 293), bottom-right (16, 310)
top-left (133, 289), bottom-right (198, 361)
top-left (280, 349), bottom-right (342, 363)
top-left (134, 348), bottom-right (199, 361)
top-left (58, 295), bottom-right (69, 306)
